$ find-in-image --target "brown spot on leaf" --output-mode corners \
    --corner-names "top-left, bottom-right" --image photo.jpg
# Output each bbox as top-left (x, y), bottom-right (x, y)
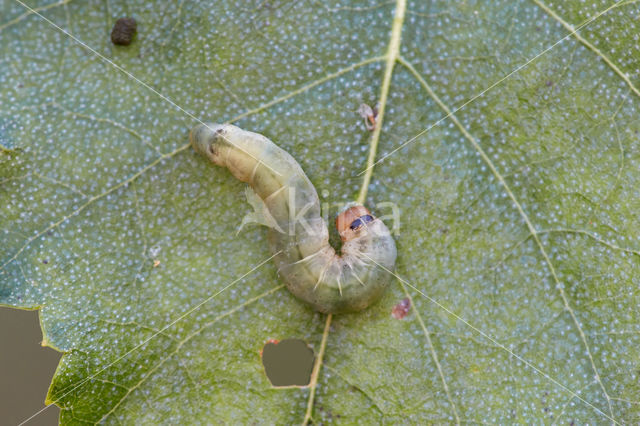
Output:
top-left (111, 17), bottom-right (137, 46)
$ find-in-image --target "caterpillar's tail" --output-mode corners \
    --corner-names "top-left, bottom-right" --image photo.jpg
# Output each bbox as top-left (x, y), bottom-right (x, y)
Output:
top-left (189, 123), bottom-right (227, 166)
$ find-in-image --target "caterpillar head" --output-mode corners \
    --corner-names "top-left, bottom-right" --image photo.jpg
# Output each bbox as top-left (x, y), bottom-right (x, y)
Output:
top-left (190, 123), bottom-right (232, 167)
top-left (336, 205), bottom-right (376, 242)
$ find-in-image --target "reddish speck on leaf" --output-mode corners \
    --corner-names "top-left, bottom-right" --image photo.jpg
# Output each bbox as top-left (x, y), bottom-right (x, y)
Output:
top-left (392, 298), bottom-right (411, 319)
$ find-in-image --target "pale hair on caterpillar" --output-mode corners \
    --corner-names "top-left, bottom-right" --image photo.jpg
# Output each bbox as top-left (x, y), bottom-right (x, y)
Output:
top-left (190, 123), bottom-right (397, 314)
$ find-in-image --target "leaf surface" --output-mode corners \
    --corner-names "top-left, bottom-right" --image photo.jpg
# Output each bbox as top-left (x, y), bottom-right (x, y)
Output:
top-left (1, 0), bottom-right (640, 423)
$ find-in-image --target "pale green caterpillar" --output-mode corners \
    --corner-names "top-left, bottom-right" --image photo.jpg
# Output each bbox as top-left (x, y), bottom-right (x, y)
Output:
top-left (190, 123), bottom-right (397, 314)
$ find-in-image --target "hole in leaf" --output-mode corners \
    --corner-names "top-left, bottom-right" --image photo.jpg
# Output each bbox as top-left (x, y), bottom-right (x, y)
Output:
top-left (0, 307), bottom-right (61, 423)
top-left (261, 339), bottom-right (314, 387)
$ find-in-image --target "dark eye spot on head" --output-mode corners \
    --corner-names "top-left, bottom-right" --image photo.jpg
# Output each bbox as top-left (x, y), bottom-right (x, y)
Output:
top-left (111, 17), bottom-right (137, 46)
top-left (208, 144), bottom-right (217, 155)
top-left (349, 215), bottom-right (374, 230)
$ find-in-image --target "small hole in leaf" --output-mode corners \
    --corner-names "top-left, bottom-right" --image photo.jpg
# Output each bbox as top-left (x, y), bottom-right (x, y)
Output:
top-left (261, 339), bottom-right (314, 387)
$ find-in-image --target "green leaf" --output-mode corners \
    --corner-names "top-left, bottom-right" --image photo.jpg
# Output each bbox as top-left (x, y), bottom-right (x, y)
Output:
top-left (2, 0), bottom-right (640, 423)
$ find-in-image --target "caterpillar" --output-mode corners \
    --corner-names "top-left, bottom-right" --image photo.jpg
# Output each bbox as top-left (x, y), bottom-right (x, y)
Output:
top-left (190, 123), bottom-right (397, 314)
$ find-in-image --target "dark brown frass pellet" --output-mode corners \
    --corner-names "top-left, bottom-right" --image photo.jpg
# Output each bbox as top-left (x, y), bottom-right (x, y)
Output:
top-left (111, 17), bottom-right (137, 46)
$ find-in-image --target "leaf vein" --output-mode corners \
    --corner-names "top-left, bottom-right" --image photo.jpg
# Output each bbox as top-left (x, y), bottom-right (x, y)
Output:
top-left (399, 55), bottom-right (616, 420)
top-left (532, 0), bottom-right (640, 99)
